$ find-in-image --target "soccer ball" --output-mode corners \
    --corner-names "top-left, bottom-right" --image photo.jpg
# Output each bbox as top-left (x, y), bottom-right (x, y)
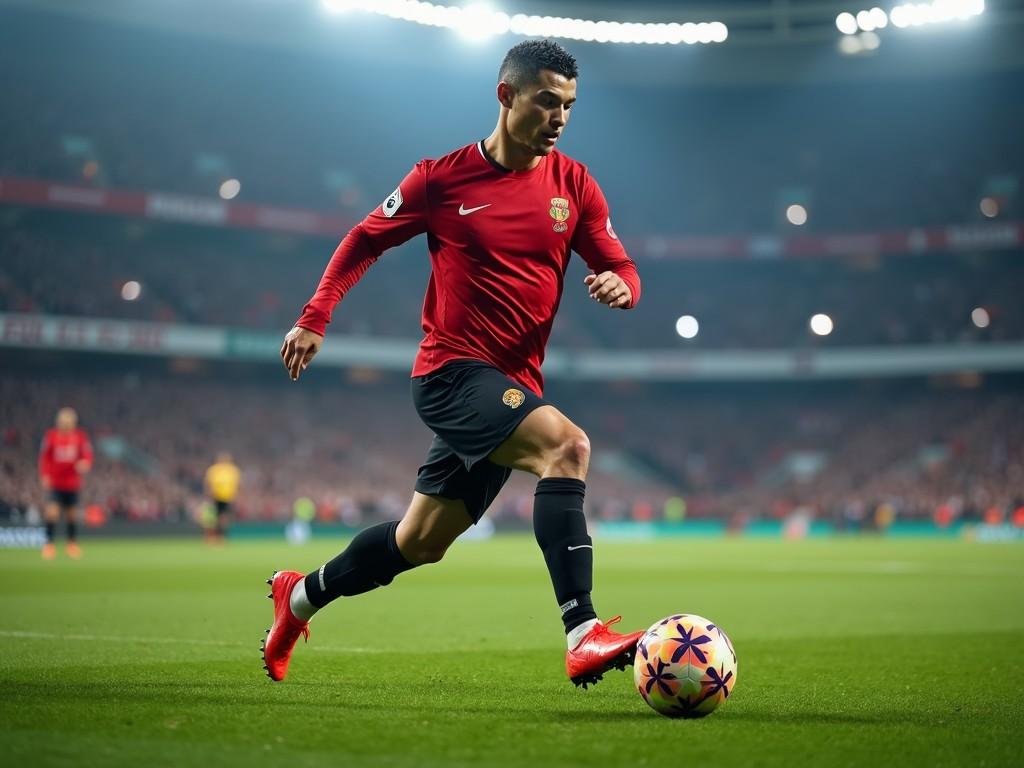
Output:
top-left (634, 614), bottom-right (737, 718)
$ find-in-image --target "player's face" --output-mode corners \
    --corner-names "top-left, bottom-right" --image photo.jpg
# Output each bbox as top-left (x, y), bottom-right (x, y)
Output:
top-left (507, 69), bottom-right (576, 157)
top-left (56, 408), bottom-right (77, 431)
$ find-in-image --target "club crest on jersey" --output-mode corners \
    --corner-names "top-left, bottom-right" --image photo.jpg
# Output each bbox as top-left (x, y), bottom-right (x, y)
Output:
top-left (502, 388), bottom-right (526, 409)
top-left (381, 187), bottom-right (403, 218)
top-left (549, 197), bottom-right (570, 232)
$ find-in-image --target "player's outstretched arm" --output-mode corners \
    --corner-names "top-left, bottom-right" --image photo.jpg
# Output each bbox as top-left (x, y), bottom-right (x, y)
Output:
top-left (288, 162), bottom-right (430, 380)
top-left (280, 326), bottom-right (324, 381)
top-left (584, 271), bottom-right (632, 309)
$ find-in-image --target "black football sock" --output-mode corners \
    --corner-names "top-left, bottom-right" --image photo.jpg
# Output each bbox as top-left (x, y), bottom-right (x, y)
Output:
top-left (303, 520), bottom-right (416, 608)
top-left (44, 522), bottom-right (55, 544)
top-left (533, 477), bottom-right (598, 633)
top-left (66, 521), bottom-right (78, 543)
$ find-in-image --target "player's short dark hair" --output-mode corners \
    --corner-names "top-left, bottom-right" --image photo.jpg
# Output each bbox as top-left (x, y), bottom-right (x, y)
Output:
top-left (498, 39), bottom-right (578, 89)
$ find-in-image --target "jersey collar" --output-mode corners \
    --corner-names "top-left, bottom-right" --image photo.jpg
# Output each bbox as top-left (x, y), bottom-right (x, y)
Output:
top-left (476, 140), bottom-right (547, 178)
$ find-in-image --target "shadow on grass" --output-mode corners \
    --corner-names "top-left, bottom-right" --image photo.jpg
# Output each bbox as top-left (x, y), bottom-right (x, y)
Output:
top-left (544, 710), bottom-right (652, 723)
top-left (544, 707), bottom-right (931, 726)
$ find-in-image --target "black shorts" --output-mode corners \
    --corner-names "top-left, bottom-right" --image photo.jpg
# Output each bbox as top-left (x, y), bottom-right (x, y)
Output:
top-left (50, 489), bottom-right (79, 507)
top-left (214, 500), bottom-right (232, 516)
top-left (411, 360), bottom-right (547, 523)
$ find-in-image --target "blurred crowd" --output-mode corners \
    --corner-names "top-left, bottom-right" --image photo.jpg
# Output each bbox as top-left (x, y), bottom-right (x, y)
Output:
top-left (2, 224), bottom-right (1021, 350)
top-left (556, 253), bottom-right (1024, 349)
top-left (0, 225), bottom-right (419, 339)
top-left (640, 390), bottom-right (1024, 529)
top-left (1, 369), bottom-right (1020, 530)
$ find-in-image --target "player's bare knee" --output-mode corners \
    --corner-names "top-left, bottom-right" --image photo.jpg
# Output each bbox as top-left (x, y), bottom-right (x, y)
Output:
top-left (547, 428), bottom-right (590, 478)
top-left (396, 522), bottom-right (451, 565)
top-left (400, 535), bottom-right (449, 565)
top-left (408, 545), bottom-right (448, 565)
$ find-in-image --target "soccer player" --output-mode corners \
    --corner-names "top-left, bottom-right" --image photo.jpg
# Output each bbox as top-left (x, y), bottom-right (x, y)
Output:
top-left (205, 452), bottom-right (240, 544)
top-left (38, 407), bottom-right (92, 560)
top-left (268, 40), bottom-right (643, 688)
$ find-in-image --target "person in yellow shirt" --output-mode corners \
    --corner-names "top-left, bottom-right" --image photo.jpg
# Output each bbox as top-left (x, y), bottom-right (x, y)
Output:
top-left (205, 452), bottom-right (240, 544)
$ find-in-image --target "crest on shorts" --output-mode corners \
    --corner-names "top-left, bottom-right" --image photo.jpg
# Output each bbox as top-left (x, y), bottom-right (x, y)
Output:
top-left (549, 197), bottom-right (570, 233)
top-left (502, 388), bottom-right (526, 409)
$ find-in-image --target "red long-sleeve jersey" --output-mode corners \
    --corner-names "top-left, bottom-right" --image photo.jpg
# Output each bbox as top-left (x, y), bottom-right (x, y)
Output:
top-left (297, 142), bottom-right (640, 395)
top-left (39, 428), bottom-right (93, 492)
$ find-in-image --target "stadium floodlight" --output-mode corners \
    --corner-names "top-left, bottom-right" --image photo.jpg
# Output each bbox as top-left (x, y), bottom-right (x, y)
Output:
top-left (708, 21), bottom-right (729, 43)
top-left (843, 1), bottom-right (985, 32)
top-left (453, 3), bottom-right (509, 41)
top-left (219, 178), bottom-right (241, 200)
top-left (785, 204), bottom-right (808, 226)
top-left (121, 281), bottom-right (142, 301)
top-left (853, 7), bottom-right (889, 31)
top-left (809, 313), bottom-right (834, 336)
top-left (321, 0), bottom-right (729, 45)
top-left (836, 12), bottom-right (858, 34)
top-left (675, 315), bottom-right (699, 339)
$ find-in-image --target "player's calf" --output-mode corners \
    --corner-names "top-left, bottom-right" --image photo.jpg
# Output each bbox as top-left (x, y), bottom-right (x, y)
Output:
top-left (261, 521), bottom-right (420, 681)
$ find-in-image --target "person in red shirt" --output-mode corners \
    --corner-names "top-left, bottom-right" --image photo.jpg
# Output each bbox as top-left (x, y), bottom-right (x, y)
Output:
top-left (265, 40), bottom-right (643, 689)
top-left (38, 407), bottom-right (93, 560)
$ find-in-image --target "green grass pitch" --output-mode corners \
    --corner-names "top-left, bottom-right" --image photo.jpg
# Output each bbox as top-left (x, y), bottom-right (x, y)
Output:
top-left (1, 536), bottom-right (1022, 767)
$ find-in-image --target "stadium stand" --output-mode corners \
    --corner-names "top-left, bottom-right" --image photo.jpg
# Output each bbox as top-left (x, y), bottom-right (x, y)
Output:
top-left (1, 5), bottom-right (1021, 533)
top-left (1, 367), bottom-right (1020, 528)
top-left (0, 10), bottom-right (1021, 234)
top-left (1, 223), bottom-right (1021, 349)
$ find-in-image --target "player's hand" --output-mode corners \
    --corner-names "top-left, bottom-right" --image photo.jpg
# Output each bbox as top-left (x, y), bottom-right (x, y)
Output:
top-left (74, 460), bottom-right (90, 475)
top-left (280, 326), bottom-right (324, 381)
top-left (585, 271), bottom-right (632, 309)
top-left (40, 476), bottom-right (51, 490)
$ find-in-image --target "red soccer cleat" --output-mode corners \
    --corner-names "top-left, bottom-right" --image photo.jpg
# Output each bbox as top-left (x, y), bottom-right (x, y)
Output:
top-left (66, 542), bottom-right (82, 559)
top-left (566, 616), bottom-right (644, 689)
top-left (41, 543), bottom-right (56, 560)
top-left (260, 570), bottom-right (310, 682)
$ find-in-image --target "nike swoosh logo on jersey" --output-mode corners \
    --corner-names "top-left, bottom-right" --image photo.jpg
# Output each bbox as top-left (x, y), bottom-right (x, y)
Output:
top-left (567, 544), bottom-right (593, 551)
top-left (458, 203), bottom-right (491, 216)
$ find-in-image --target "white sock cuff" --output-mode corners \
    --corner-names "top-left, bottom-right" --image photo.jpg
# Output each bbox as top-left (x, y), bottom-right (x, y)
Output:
top-left (566, 618), bottom-right (600, 649)
top-left (288, 578), bottom-right (318, 623)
